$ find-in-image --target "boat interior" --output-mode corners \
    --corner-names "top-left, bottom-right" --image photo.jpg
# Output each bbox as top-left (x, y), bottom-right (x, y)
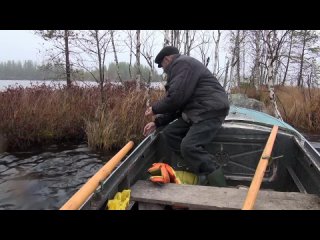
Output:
top-left (81, 121), bottom-right (320, 210)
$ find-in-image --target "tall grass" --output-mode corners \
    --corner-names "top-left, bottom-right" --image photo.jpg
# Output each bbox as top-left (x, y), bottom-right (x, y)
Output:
top-left (85, 86), bottom-right (164, 151)
top-left (275, 86), bottom-right (320, 133)
top-left (3, 82), bottom-right (317, 152)
top-left (232, 85), bottom-right (320, 134)
top-left (0, 83), bottom-right (164, 151)
top-left (0, 84), bottom-right (99, 150)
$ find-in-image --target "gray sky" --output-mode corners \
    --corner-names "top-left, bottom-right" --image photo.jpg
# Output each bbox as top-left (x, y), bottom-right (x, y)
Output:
top-left (0, 30), bottom-right (164, 72)
top-left (0, 30), bottom-right (228, 75)
top-left (0, 30), bottom-right (163, 64)
top-left (0, 30), bottom-right (48, 62)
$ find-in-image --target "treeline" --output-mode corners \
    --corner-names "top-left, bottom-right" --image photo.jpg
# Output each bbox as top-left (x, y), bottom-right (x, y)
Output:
top-left (0, 60), bottom-right (45, 80)
top-left (0, 60), bottom-right (162, 82)
top-left (86, 62), bottom-right (162, 82)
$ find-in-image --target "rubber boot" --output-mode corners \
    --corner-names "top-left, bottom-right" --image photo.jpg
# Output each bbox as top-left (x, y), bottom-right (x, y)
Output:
top-left (198, 175), bottom-right (208, 186)
top-left (207, 168), bottom-right (227, 187)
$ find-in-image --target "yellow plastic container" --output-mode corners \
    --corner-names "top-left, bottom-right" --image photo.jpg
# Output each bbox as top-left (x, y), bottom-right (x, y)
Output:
top-left (107, 189), bottom-right (131, 210)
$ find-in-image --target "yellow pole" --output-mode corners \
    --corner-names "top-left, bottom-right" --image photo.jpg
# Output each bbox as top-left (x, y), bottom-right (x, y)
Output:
top-left (242, 126), bottom-right (278, 210)
top-left (60, 141), bottom-right (134, 210)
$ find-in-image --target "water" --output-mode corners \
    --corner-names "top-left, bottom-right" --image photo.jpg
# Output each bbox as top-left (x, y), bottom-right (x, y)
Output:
top-left (0, 80), bottom-right (99, 91)
top-left (0, 80), bottom-right (164, 91)
top-left (0, 143), bottom-right (114, 210)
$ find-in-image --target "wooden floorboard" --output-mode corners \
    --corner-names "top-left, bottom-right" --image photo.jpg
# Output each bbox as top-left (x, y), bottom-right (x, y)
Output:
top-left (131, 180), bottom-right (320, 210)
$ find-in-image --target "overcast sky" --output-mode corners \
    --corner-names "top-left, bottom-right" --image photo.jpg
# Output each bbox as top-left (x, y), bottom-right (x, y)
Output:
top-left (0, 30), bottom-right (166, 74)
top-left (0, 30), bottom-right (46, 62)
top-left (0, 30), bottom-right (163, 63)
top-left (0, 30), bottom-right (229, 75)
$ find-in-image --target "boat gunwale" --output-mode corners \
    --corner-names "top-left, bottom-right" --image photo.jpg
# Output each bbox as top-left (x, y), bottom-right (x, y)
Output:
top-left (79, 112), bottom-right (320, 209)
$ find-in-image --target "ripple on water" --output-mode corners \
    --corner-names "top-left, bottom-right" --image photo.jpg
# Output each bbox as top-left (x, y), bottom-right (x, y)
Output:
top-left (0, 143), bottom-right (109, 209)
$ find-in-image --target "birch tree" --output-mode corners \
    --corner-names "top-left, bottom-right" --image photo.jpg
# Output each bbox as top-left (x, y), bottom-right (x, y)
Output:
top-left (140, 31), bottom-right (156, 85)
top-left (197, 30), bottom-right (212, 66)
top-left (241, 30), bottom-right (247, 82)
top-left (213, 30), bottom-right (221, 77)
top-left (228, 30), bottom-right (239, 89)
top-left (75, 30), bottom-right (111, 104)
top-left (292, 30), bottom-right (320, 87)
top-left (140, 31), bottom-right (157, 107)
top-left (183, 30), bottom-right (197, 56)
top-left (135, 30), bottom-right (141, 91)
top-left (35, 30), bottom-right (76, 88)
top-left (263, 30), bottom-right (289, 120)
top-left (281, 30), bottom-right (294, 86)
top-left (124, 30), bottom-right (135, 79)
top-left (235, 30), bottom-right (241, 87)
top-left (160, 30), bottom-right (171, 90)
top-left (110, 30), bottom-right (122, 83)
top-left (223, 58), bottom-right (230, 90)
top-left (164, 30), bottom-right (170, 47)
top-left (170, 30), bottom-right (182, 50)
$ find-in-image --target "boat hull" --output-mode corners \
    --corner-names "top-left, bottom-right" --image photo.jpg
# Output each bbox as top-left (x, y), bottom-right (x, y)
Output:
top-left (79, 107), bottom-right (320, 210)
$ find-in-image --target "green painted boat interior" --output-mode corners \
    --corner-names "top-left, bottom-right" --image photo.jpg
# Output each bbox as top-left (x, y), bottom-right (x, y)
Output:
top-left (80, 106), bottom-right (320, 210)
top-left (227, 106), bottom-right (297, 132)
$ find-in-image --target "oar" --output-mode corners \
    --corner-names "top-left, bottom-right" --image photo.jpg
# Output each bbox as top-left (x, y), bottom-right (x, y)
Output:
top-left (242, 125), bottom-right (278, 210)
top-left (60, 141), bottom-right (134, 210)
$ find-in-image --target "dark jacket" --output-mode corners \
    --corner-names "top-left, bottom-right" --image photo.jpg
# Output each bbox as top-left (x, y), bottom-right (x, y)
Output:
top-left (153, 54), bottom-right (229, 127)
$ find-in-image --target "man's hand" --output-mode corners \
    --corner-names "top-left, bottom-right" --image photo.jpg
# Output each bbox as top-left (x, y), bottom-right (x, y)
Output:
top-left (143, 122), bottom-right (156, 136)
top-left (145, 106), bottom-right (154, 117)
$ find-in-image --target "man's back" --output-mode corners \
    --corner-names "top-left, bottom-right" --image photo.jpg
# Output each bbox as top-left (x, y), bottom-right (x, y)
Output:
top-left (166, 54), bottom-right (229, 123)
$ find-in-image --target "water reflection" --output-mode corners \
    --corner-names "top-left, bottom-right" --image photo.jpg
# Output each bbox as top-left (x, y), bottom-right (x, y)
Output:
top-left (0, 143), bottom-right (113, 210)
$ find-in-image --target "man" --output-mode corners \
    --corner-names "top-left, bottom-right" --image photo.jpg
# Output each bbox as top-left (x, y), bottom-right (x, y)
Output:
top-left (143, 46), bottom-right (230, 186)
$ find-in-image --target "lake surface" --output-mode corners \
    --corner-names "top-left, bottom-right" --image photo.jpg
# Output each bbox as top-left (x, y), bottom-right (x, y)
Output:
top-left (0, 80), bottom-right (164, 91)
top-left (0, 143), bottom-right (114, 210)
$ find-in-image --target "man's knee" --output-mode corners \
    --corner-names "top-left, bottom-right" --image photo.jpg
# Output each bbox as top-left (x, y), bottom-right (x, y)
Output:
top-left (162, 125), bottom-right (175, 139)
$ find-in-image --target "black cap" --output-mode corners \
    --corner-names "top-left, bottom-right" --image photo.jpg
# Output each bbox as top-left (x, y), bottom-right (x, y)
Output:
top-left (155, 46), bottom-right (179, 68)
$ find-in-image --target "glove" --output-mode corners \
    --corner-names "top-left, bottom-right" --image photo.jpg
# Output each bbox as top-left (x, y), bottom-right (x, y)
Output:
top-left (148, 163), bottom-right (181, 184)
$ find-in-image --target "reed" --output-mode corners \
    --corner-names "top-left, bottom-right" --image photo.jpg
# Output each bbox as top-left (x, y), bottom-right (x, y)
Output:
top-left (85, 87), bottom-right (164, 150)
top-left (0, 84), bottom-right (98, 150)
top-left (232, 85), bottom-right (320, 133)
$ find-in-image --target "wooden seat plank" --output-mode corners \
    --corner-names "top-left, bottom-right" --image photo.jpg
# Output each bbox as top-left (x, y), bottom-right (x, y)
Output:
top-left (131, 180), bottom-right (320, 210)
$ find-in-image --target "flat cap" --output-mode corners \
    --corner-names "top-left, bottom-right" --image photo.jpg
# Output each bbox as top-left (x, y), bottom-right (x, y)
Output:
top-left (155, 46), bottom-right (179, 68)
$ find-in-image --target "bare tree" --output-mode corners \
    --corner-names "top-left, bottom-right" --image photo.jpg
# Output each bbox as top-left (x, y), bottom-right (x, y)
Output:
top-left (235, 30), bottom-right (241, 87)
top-left (64, 30), bottom-right (71, 87)
top-left (140, 31), bottom-right (157, 107)
top-left (183, 30), bottom-right (197, 56)
top-left (35, 30), bottom-right (76, 88)
top-left (164, 30), bottom-right (170, 47)
top-left (309, 59), bottom-right (320, 88)
top-left (223, 58), bottom-right (230, 90)
top-left (282, 30), bottom-right (294, 86)
top-left (197, 31), bottom-right (212, 65)
top-left (124, 30), bottom-right (135, 79)
top-left (228, 31), bottom-right (238, 89)
top-left (170, 30), bottom-right (182, 50)
top-left (135, 30), bottom-right (141, 91)
top-left (140, 31), bottom-right (156, 85)
top-left (110, 30), bottom-right (122, 83)
top-left (75, 30), bottom-right (111, 103)
top-left (241, 30), bottom-right (247, 82)
top-left (292, 30), bottom-right (320, 88)
top-left (228, 30), bottom-right (247, 88)
top-left (213, 30), bottom-right (221, 77)
top-left (263, 30), bottom-right (289, 120)
top-left (259, 38), bottom-right (268, 86)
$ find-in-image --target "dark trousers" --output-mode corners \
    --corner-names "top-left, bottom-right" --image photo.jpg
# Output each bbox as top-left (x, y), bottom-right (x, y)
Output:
top-left (162, 117), bottom-right (223, 175)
